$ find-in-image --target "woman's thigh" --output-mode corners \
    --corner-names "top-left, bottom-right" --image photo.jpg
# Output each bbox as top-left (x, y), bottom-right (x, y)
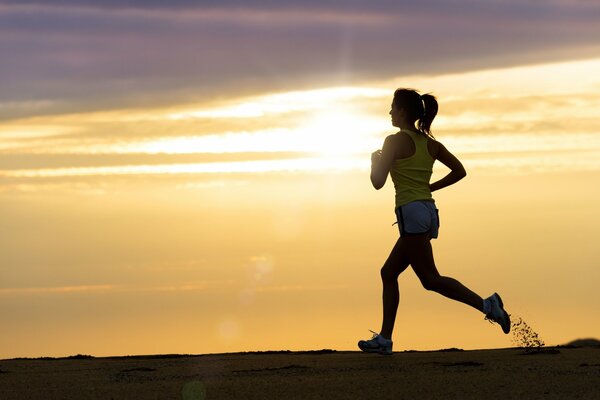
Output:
top-left (381, 238), bottom-right (411, 278)
top-left (404, 234), bottom-right (441, 281)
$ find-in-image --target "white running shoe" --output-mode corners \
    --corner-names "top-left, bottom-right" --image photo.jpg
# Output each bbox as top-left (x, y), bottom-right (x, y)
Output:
top-left (358, 330), bottom-right (393, 355)
top-left (485, 293), bottom-right (511, 334)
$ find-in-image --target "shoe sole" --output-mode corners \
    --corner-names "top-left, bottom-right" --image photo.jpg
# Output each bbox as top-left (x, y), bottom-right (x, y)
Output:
top-left (493, 293), bottom-right (511, 334)
top-left (358, 342), bottom-right (393, 355)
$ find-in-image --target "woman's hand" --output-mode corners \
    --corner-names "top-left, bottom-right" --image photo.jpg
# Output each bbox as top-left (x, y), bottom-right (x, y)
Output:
top-left (371, 149), bottom-right (382, 164)
top-left (370, 147), bottom-right (389, 189)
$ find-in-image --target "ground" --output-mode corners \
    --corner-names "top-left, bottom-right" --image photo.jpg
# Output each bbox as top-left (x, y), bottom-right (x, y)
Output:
top-left (1, 347), bottom-right (599, 399)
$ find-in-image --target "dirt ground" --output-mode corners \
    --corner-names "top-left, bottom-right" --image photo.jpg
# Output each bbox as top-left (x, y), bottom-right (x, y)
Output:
top-left (1, 347), bottom-right (599, 399)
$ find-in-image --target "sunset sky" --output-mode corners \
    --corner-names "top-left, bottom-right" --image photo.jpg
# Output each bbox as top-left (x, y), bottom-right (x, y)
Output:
top-left (1, 0), bottom-right (599, 359)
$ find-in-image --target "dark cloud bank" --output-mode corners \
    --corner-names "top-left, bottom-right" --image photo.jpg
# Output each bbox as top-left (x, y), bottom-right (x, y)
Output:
top-left (1, 0), bottom-right (599, 120)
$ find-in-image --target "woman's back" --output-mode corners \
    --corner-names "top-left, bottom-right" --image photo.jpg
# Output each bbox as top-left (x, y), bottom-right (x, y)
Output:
top-left (389, 130), bottom-right (436, 207)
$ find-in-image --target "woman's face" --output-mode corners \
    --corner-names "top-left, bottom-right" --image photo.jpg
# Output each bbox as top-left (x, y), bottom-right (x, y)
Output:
top-left (389, 103), bottom-right (403, 127)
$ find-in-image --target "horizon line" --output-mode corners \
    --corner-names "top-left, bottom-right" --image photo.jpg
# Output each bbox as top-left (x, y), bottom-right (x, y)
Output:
top-left (4, 342), bottom-right (597, 361)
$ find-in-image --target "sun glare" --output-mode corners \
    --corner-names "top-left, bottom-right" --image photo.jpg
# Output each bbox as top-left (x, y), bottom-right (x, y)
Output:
top-left (127, 88), bottom-right (389, 161)
top-left (128, 107), bottom-right (384, 161)
top-left (298, 108), bottom-right (385, 157)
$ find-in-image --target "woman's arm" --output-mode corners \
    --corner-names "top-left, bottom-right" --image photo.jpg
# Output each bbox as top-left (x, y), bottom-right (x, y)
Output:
top-left (429, 142), bottom-right (466, 192)
top-left (370, 135), bottom-right (396, 190)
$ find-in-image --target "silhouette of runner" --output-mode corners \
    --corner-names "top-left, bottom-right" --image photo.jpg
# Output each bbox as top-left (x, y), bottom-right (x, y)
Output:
top-left (358, 89), bottom-right (510, 355)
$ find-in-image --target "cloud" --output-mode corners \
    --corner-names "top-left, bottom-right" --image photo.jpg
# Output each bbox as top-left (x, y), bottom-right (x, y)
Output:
top-left (3, 1), bottom-right (600, 12)
top-left (1, 1), bottom-right (599, 120)
top-left (0, 281), bottom-right (213, 295)
top-left (2, 57), bottom-right (600, 182)
top-left (0, 284), bottom-right (115, 295)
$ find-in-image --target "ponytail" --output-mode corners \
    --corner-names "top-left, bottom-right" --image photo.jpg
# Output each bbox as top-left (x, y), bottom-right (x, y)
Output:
top-left (393, 88), bottom-right (438, 138)
top-left (418, 93), bottom-right (438, 139)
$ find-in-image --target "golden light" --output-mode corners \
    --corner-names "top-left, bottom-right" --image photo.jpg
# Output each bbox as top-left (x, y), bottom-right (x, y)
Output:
top-left (121, 87), bottom-right (389, 162)
top-left (4, 58), bottom-right (600, 176)
top-left (297, 107), bottom-right (386, 157)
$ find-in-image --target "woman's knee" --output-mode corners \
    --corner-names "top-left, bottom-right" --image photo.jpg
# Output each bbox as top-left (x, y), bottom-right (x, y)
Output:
top-left (380, 265), bottom-right (399, 283)
top-left (420, 275), bottom-right (441, 291)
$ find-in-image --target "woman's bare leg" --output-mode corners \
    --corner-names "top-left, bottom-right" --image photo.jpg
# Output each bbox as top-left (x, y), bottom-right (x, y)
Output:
top-left (379, 238), bottom-right (410, 339)
top-left (405, 234), bottom-right (483, 312)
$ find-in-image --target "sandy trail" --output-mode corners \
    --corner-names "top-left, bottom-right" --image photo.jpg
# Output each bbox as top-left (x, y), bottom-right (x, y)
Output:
top-left (1, 347), bottom-right (599, 399)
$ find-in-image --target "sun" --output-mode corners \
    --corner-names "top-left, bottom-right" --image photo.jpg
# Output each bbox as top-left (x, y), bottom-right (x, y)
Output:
top-left (123, 101), bottom-right (386, 159)
top-left (65, 86), bottom-right (392, 174)
top-left (296, 106), bottom-right (385, 157)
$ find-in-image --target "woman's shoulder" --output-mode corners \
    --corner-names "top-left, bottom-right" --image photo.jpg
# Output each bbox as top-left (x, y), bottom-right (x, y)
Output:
top-left (426, 137), bottom-right (441, 159)
top-left (382, 132), bottom-right (405, 150)
top-left (384, 132), bottom-right (416, 159)
top-left (384, 131), bottom-right (442, 158)
top-left (385, 131), bottom-right (413, 144)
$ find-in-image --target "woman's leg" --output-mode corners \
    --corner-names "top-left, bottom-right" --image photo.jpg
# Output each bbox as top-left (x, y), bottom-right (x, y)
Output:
top-left (379, 238), bottom-right (410, 339)
top-left (405, 234), bottom-right (483, 312)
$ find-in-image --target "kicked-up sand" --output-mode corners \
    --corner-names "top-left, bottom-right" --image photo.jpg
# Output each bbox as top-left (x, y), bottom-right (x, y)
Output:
top-left (1, 347), bottom-right (599, 399)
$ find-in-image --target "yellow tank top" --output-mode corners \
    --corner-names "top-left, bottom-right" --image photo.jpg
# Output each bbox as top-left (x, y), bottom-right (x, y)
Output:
top-left (390, 130), bottom-right (435, 207)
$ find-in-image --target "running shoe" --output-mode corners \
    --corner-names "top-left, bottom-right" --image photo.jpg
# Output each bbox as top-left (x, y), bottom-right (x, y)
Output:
top-left (358, 330), bottom-right (393, 355)
top-left (484, 293), bottom-right (511, 334)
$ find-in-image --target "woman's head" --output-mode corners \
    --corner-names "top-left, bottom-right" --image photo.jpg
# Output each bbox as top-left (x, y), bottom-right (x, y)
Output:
top-left (391, 88), bottom-right (438, 138)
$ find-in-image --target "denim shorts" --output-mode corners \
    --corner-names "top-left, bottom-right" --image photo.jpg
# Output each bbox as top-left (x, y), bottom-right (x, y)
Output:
top-left (394, 200), bottom-right (439, 239)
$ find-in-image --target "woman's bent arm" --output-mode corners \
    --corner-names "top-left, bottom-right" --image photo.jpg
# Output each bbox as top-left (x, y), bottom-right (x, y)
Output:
top-left (370, 136), bottom-right (396, 190)
top-left (430, 142), bottom-right (466, 192)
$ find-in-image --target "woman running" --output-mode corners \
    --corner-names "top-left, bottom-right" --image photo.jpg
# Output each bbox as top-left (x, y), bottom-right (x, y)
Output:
top-left (358, 88), bottom-right (510, 355)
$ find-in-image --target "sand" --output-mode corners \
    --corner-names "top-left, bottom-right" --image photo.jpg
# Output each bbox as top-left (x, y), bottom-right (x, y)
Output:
top-left (1, 347), bottom-right (599, 399)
